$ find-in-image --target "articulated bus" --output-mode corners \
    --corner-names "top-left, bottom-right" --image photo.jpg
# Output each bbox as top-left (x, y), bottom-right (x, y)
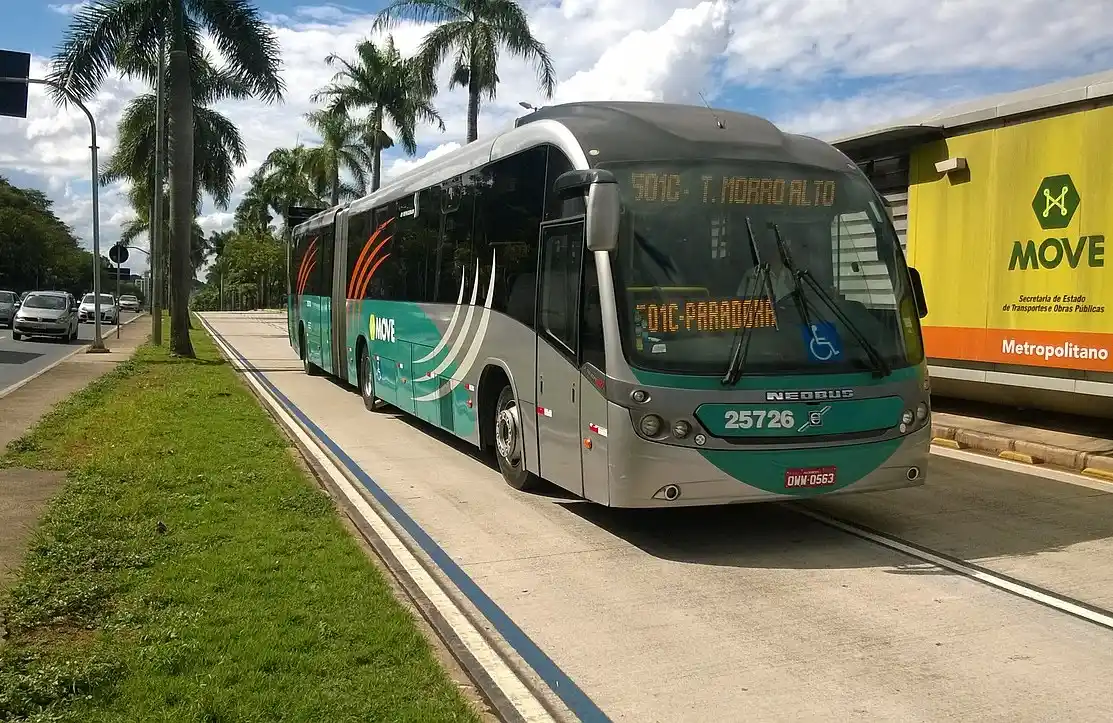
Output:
top-left (287, 101), bottom-right (933, 507)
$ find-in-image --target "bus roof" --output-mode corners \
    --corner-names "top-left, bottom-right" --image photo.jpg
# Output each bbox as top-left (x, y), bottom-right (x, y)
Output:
top-left (292, 101), bottom-right (855, 236)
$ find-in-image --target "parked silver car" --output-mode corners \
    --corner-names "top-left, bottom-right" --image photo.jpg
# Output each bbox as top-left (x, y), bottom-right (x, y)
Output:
top-left (0, 290), bottom-right (16, 328)
top-left (13, 291), bottom-right (80, 342)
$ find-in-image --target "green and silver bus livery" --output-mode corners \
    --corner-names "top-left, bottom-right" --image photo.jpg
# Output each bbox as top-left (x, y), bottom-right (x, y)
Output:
top-left (287, 100), bottom-right (932, 507)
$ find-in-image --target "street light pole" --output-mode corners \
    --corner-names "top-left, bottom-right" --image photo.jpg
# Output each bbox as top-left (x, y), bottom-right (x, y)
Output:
top-left (1, 74), bottom-right (108, 352)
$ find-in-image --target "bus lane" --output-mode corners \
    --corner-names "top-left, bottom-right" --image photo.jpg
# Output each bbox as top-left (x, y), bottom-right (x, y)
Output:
top-left (204, 310), bottom-right (1113, 723)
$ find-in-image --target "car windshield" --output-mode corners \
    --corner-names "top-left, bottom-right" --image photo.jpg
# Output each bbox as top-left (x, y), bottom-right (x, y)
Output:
top-left (606, 160), bottom-right (924, 376)
top-left (82, 294), bottom-right (114, 304)
top-left (23, 294), bottom-right (68, 310)
top-left (121, 295), bottom-right (137, 302)
top-left (0, 292), bottom-right (15, 303)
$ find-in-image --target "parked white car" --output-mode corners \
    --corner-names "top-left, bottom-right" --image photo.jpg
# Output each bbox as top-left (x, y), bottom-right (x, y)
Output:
top-left (118, 294), bottom-right (140, 312)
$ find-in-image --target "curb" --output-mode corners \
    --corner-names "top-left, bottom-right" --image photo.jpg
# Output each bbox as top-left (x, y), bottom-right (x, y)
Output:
top-left (0, 313), bottom-right (147, 401)
top-left (931, 421), bottom-right (1113, 482)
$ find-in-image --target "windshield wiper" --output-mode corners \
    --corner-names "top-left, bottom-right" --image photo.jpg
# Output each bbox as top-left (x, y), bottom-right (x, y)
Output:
top-left (721, 217), bottom-right (778, 386)
top-left (770, 223), bottom-right (892, 378)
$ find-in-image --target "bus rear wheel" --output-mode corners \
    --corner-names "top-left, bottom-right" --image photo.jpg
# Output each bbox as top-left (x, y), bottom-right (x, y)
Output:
top-left (359, 345), bottom-right (385, 412)
top-left (494, 385), bottom-right (538, 491)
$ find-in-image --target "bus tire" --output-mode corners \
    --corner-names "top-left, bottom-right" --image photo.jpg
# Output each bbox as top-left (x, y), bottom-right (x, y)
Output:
top-left (494, 384), bottom-right (538, 491)
top-left (299, 326), bottom-right (321, 376)
top-left (358, 343), bottom-right (386, 412)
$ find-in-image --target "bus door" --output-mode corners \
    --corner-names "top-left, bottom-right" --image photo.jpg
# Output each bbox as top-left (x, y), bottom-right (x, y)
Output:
top-left (330, 212), bottom-right (349, 382)
top-left (314, 233), bottom-right (333, 371)
top-left (286, 235), bottom-right (295, 346)
top-left (536, 219), bottom-right (586, 496)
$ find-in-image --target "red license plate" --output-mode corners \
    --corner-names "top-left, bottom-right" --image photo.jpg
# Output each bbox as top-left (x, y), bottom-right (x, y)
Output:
top-left (784, 466), bottom-right (837, 489)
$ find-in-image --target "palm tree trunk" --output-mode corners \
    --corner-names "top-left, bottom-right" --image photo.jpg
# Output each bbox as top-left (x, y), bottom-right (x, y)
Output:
top-left (331, 161), bottom-right (340, 206)
top-left (467, 72), bottom-right (480, 144)
top-left (465, 50), bottom-right (478, 142)
top-left (167, 45), bottom-right (196, 357)
top-left (371, 106), bottom-right (383, 192)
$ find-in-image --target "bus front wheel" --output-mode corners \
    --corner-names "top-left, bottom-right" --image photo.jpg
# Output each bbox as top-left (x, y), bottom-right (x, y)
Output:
top-left (494, 385), bottom-right (538, 491)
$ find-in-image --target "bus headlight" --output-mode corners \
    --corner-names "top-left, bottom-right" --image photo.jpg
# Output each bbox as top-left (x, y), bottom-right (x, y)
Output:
top-left (915, 402), bottom-right (928, 421)
top-left (901, 410), bottom-right (914, 426)
top-left (672, 420), bottom-right (691, 439)
top-left (639, 414), bottom-right (663, 437)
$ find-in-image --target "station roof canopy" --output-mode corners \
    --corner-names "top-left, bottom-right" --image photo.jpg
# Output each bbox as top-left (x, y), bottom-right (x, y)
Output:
top-left (829, 67), bottom-right (1113, 155)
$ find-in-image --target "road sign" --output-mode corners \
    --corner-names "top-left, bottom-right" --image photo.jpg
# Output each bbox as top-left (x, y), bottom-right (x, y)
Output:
top-left (0, 49), bottom-right (31, 119)
top-left (109, 242), bottom-right (129, 264)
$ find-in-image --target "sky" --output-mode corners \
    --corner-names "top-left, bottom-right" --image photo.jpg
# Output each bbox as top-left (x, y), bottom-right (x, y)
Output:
top-left (2, 0), bottom-right (1112, 276)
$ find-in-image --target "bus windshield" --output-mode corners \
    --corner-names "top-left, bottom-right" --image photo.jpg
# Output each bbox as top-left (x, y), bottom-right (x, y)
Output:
top-left (606, 160), bottom-right (924, 377)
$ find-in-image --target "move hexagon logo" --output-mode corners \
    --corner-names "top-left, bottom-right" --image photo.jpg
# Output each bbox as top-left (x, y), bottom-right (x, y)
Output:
top-left (1031, 174), bottom-right (1080, 230)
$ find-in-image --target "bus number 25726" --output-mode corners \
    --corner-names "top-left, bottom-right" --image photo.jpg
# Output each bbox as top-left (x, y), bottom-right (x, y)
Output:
top-left (723, 409), bottom-right (796, 430)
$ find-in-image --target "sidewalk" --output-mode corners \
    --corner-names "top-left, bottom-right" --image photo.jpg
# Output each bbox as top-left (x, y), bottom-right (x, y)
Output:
top-left (931, 410), bottom-right (1113, 482)
top-left (0, 314), bottom-right (149, 591)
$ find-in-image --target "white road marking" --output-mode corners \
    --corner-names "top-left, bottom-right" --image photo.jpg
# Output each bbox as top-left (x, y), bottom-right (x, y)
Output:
top-left (931, 445), bottom-right (1113, 495)
top-left (201, 317), bottom-right (557, 723)
top-left (793, 505), bottom-right (1113, 632)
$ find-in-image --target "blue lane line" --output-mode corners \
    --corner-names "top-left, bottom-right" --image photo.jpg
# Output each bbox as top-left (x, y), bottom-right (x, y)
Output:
top-left (206, 321), bottom-right (611, 723)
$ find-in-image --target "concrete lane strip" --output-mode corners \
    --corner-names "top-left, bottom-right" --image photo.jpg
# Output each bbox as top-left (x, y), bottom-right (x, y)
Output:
top-left (198, 314), bottom-right (607, 723)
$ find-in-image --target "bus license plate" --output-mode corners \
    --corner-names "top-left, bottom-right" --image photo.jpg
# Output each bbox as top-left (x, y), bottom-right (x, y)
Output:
top-left (784, 466), bottom-right (837, 489)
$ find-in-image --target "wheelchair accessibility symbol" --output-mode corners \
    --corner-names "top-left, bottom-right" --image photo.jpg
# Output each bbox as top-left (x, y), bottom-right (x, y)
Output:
top-left (802, 321), bottom-right (842, 363)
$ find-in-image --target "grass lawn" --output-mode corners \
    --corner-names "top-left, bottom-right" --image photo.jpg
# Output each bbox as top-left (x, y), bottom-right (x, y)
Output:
top-left (0, 322), bottom-right (481, 723)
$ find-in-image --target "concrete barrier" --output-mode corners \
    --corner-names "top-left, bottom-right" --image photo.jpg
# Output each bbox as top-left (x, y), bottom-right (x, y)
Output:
top-left (931, 420), bottom-right (1113, 482)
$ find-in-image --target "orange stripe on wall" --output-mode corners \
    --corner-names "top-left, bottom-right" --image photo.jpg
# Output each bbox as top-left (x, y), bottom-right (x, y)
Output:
top-left (923, 325), bottom-right (1113, 373)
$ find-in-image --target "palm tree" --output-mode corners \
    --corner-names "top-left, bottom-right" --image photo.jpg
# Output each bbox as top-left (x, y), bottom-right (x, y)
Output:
top-left (302, 107), bottom-right (376, 206)
top-left (119, 184), bottom-right (210, 284)
top-left (49, 0), bottom-right (284, 358)
top-left (102, 53), bottom-right (249, 212)
top-left (253, 145), bottom-right (329, 225)
top-left (372, 0), bottom-right (556, 144)
top-left (233, 170), bottom-right (277, 233)
top-left (310, 35), bottom-right (444, 192)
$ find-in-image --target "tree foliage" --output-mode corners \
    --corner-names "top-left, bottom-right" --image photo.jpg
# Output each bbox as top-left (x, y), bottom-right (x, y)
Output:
top-left (0, 177), bottom-right (103, 295)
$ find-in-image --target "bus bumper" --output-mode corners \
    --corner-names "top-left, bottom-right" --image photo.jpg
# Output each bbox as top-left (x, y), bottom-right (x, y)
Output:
top-left (601, 421), bottom-right (932, 508)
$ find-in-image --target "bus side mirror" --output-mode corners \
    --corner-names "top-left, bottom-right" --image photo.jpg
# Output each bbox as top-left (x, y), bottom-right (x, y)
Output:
top-left (908, 267), bottom-right (928, 318)
top-left (553, 169), bottom-right (619, 252)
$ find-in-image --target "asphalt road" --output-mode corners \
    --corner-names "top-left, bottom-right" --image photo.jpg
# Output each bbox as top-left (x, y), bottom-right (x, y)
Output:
top-left (0, 312), bottom-right (139, 393)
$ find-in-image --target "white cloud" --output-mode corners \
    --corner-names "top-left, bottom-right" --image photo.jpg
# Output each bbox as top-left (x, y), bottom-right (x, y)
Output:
top-left (384, 142), bottom-right (462, 181)
top-left (7, 0), bottom-right (1113, 279)
top-left (725, 0), bottom-right (1113, 82)
top-left (775, 91), bottom-right (945, 139)
top-left (554, 1), bottom-right (731, 104)
top-left (47, 2), bottom-right (91, 15)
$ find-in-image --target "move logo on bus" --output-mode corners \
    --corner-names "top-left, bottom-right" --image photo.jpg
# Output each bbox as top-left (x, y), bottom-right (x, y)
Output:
top-left (1009, 173), bottom-right (1104, 271)
top-left (369, 313), bottom-right (396, 343)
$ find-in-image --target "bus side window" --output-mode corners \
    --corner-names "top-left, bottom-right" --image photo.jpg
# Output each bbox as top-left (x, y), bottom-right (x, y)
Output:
top-left (580, 250), bottom-right (605, 373)
top-left (539, 227), bottom-right (581, 356)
